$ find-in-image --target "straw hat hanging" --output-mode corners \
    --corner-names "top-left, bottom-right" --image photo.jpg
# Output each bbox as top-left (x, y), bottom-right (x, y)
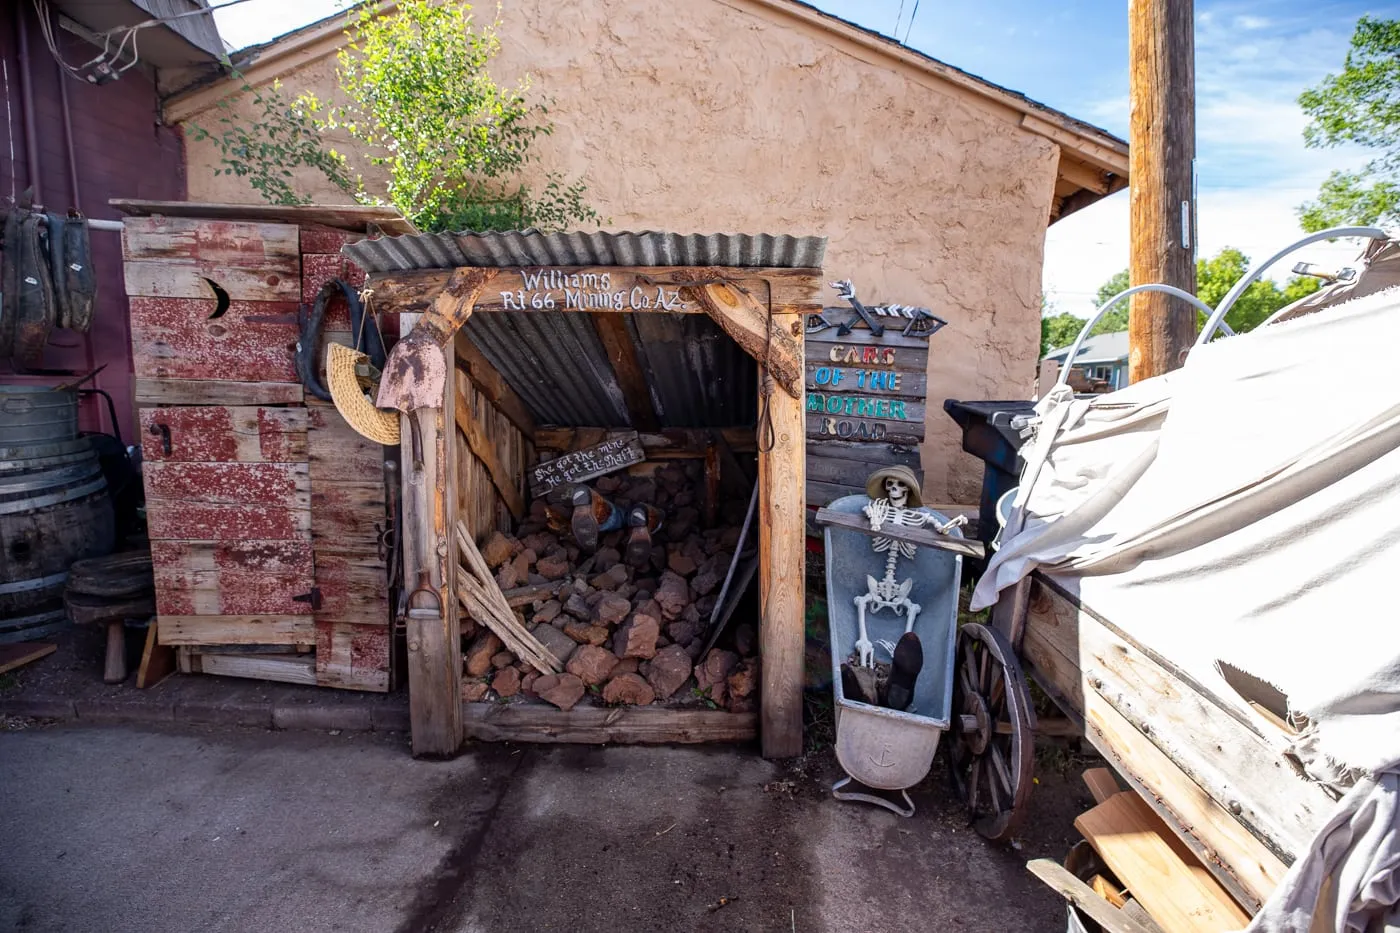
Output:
top-left (326, 341), bottom-right (401, 445)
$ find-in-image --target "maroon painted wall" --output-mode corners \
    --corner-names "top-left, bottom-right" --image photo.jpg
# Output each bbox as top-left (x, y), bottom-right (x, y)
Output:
top-left (0, 4), bottom-right (186, 446)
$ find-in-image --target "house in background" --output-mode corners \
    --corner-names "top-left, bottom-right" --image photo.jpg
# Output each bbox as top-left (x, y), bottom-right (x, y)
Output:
top-left (163, 0), bottom-right (1129, 505)
top-left (1043, 331), bottom-right (1129, 392)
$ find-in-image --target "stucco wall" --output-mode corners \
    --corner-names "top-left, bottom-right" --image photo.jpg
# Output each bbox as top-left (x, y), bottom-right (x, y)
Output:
top-left (179, 0), bottom-right (1058, 503)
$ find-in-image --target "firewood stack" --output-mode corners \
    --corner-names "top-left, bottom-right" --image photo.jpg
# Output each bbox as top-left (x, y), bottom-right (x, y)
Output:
top-left (458, 462), bottom-right (760, 713)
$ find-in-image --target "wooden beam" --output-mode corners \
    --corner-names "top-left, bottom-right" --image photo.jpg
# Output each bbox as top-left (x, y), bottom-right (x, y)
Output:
top-left (462, 704), bottom-right (756, 744)
top-left (680, 277), bottom-right (803, 398)
top-left (454, 369), bottom-right (526, 520)
top-left (411, 267), bottom-right (497, 348)
top-left (590, 312), bottom-right (659, 430)
top-left (814, 507), bottom-right (986, 559)
top-left (1084, 767), bottom-right (1122, 804)
top-left (195, 652), bottom-right (317, 685)
top-left (1128, 0), bottom-right (1197, 382)
top-left (1026, 860), bottom-right (1156, 933)
top-left (157, 615), bottom-right (315, 646)
top-left (0, 642), bottom-right (56, 675)
top-left (758, 318), bottom-right (806, 758)
top-left (401, 330), bottom-right (463, 758)
top-left (1076, 791), bottom-right (1251, 933)
top-left (366, 266), bottom-right (822, 320)
top-left (534, 427), bottom-right (756, 458)
top-left (454, 331), bottom-right (537, 438)
top-left (1057, 156), bottom-right (1113, 195)
top-left (1021, 113), bottom-right (1131, 175)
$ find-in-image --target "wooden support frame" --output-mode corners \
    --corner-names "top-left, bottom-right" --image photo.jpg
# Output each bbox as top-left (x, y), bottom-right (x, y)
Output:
top-left (373, 264), bottom-right (819, 759)
top-left (399, 313), bottom-right (464, 758)
top-left (1002, 574), bottom-right (1336, 912)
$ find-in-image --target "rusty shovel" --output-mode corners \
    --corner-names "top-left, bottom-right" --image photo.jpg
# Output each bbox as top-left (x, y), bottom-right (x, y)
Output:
top-left (375, 268), bottom-right (496, 470)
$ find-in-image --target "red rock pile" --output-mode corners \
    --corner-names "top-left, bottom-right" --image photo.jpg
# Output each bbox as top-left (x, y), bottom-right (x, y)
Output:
top-left (459, 463), bottom-right (758, 712)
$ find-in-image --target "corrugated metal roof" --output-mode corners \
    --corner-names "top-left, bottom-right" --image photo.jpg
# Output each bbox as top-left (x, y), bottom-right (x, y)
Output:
top-left (351, 230), bottom-right (808, 431)
top-left (344, 230), bottom-right (826, 274)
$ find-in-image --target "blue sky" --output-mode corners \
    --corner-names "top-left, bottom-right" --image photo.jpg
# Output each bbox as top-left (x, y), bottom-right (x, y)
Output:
top-left (213, 0), bottom-right (1385, 317)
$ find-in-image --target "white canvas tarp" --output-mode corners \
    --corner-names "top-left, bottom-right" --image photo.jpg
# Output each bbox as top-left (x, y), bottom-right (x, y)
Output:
top-left (972, 276), bottom-right (1400, 931)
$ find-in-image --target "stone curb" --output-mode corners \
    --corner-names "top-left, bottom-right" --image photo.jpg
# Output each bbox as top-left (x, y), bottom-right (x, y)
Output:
top-left (1, 695), bottom-right (408, 734)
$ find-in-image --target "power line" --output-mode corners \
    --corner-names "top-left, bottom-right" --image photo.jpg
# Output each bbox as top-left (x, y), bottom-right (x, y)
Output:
top-left (902, 0), bottom-right (922, 43)
top-left (893, 0), bottom-right (906, 38)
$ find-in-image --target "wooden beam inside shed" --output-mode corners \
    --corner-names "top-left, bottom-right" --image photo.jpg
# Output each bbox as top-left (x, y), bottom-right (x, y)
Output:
top-left (454, 331), bottom-right (537, 438)
top-left (454, 368), bottom-right (526, 520)
top-left (534, 427), bottom-right (756, 458)
top-left (590, 313), bottom-right (660, 431)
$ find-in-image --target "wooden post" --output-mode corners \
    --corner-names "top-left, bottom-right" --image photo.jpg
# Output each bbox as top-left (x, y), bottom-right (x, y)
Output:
top-left (758, 318), bottom-right (806, 758)
top-left (401, 317), bottom-right (463, 757)
top-left (1128, 0), bottom-right (1197, 383)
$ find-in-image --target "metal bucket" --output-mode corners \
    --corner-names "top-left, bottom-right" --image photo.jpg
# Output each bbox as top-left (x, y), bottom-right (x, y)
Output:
top-left (823, 494), bottom-right (963, 816)
top-left (0, 386), bottom-right (79, 445)
top-left (0, 435), bottom-right (114, 622)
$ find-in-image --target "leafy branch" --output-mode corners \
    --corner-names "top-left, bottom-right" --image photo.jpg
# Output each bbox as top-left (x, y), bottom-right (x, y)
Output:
top-left (187, 75), bottom-right (357, 206)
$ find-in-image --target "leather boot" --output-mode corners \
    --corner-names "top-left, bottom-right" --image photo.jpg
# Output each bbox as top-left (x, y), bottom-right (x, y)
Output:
top-left (570, 485), bottom-right (619, 552)
top-left (884, 631), bottom-right (923, 712)
top-left (624, 504), bottom-right (664, 568)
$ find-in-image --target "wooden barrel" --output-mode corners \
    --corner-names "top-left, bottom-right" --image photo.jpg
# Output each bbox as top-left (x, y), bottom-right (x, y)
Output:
top-left (0, 436), bottom-right (115, 623)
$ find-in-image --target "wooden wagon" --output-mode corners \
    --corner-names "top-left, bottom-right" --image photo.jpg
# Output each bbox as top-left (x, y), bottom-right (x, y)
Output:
top-left (967, 575), bottom-right (1334, 916)
top-left (942, 229), bottom-right (1400, 923)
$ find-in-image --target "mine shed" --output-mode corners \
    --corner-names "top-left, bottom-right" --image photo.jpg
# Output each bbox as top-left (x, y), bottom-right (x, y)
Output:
top-left (348, 230), bottom-right (822, 758)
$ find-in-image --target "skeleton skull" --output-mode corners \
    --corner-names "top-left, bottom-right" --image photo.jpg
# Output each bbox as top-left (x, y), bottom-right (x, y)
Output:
top-left (884, 477), bottom-right (909, 509)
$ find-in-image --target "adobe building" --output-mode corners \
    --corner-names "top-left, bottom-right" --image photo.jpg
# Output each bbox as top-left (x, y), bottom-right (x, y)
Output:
top-left (163, 0), bottom-right (1127, 503)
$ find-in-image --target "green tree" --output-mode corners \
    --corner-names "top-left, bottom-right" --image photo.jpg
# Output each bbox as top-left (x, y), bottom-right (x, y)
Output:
top-left (1041, 310), bottom-right (1088, 356)
top-left (1297, 16), bottom-right (1400, 231)
top-left (1089, 248), bottom-right (1322, 338)
top-left (188, 75), bottom-right (355, 206)
top-left (322, 0), bottom-right (598, 232)
top-left (1084, 268), bottom-right (1130, 335)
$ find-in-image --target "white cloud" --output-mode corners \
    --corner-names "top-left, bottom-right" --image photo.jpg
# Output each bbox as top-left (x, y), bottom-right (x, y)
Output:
top-left (1044, 187), bottom-right (1374, 321)
top-left (1044, 2), bottom-right (1376, 320)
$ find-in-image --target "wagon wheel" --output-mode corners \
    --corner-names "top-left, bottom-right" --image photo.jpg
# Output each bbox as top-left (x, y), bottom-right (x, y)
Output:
top-left (948, 622), bottom-right (1036, 841)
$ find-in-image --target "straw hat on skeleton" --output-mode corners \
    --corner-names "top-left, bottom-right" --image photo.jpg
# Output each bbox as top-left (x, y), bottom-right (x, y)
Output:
top-left (864, 464), bottom-right (922, 507)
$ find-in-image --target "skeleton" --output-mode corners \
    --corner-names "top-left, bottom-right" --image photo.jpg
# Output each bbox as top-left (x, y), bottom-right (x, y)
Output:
top-left (852, 477), bottom-right (967, 667)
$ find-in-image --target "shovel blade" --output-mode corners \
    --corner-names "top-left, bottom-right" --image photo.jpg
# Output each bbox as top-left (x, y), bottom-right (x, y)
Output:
top-left (376, 332), bottom-right (447, 412)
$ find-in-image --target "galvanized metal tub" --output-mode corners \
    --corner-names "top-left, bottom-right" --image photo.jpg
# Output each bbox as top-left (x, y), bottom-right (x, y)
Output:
top-left (0, 386), bottom-right (78, 445)
top-left (823, 494), bottom-right (963, 816)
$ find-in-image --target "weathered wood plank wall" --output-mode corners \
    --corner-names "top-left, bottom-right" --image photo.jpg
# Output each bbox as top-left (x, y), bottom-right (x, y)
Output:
top-left (128, 217), bottom-right (393, 691)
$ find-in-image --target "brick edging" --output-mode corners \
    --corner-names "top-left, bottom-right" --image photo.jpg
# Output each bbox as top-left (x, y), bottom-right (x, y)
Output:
top-left (0, 695), bottom-right (409, 733)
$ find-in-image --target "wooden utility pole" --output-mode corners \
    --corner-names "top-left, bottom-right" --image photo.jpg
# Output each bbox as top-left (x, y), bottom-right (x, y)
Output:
top-left (1128, 0), bottom-right (1197, 382)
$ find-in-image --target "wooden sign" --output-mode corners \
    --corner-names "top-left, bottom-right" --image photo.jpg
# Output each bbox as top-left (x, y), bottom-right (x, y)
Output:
top-left (529, 430), bottom-right (645, 496)
top-left (803, 302), bottom-right (940, 509)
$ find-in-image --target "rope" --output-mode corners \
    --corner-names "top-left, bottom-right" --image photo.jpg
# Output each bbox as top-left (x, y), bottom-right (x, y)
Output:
top-left (755, 278), bottom-right (778, 453)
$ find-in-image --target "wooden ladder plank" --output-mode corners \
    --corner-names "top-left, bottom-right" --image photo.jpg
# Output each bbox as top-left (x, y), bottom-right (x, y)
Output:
top-left (1027, 859), bottom-right (1155, 933)
top-left (0, 642), bottom-right (56, 675)
top-left (1075, 792), bottom-right (1251, 933)
top-left (1085, 767), bottom-right (1122, 804)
